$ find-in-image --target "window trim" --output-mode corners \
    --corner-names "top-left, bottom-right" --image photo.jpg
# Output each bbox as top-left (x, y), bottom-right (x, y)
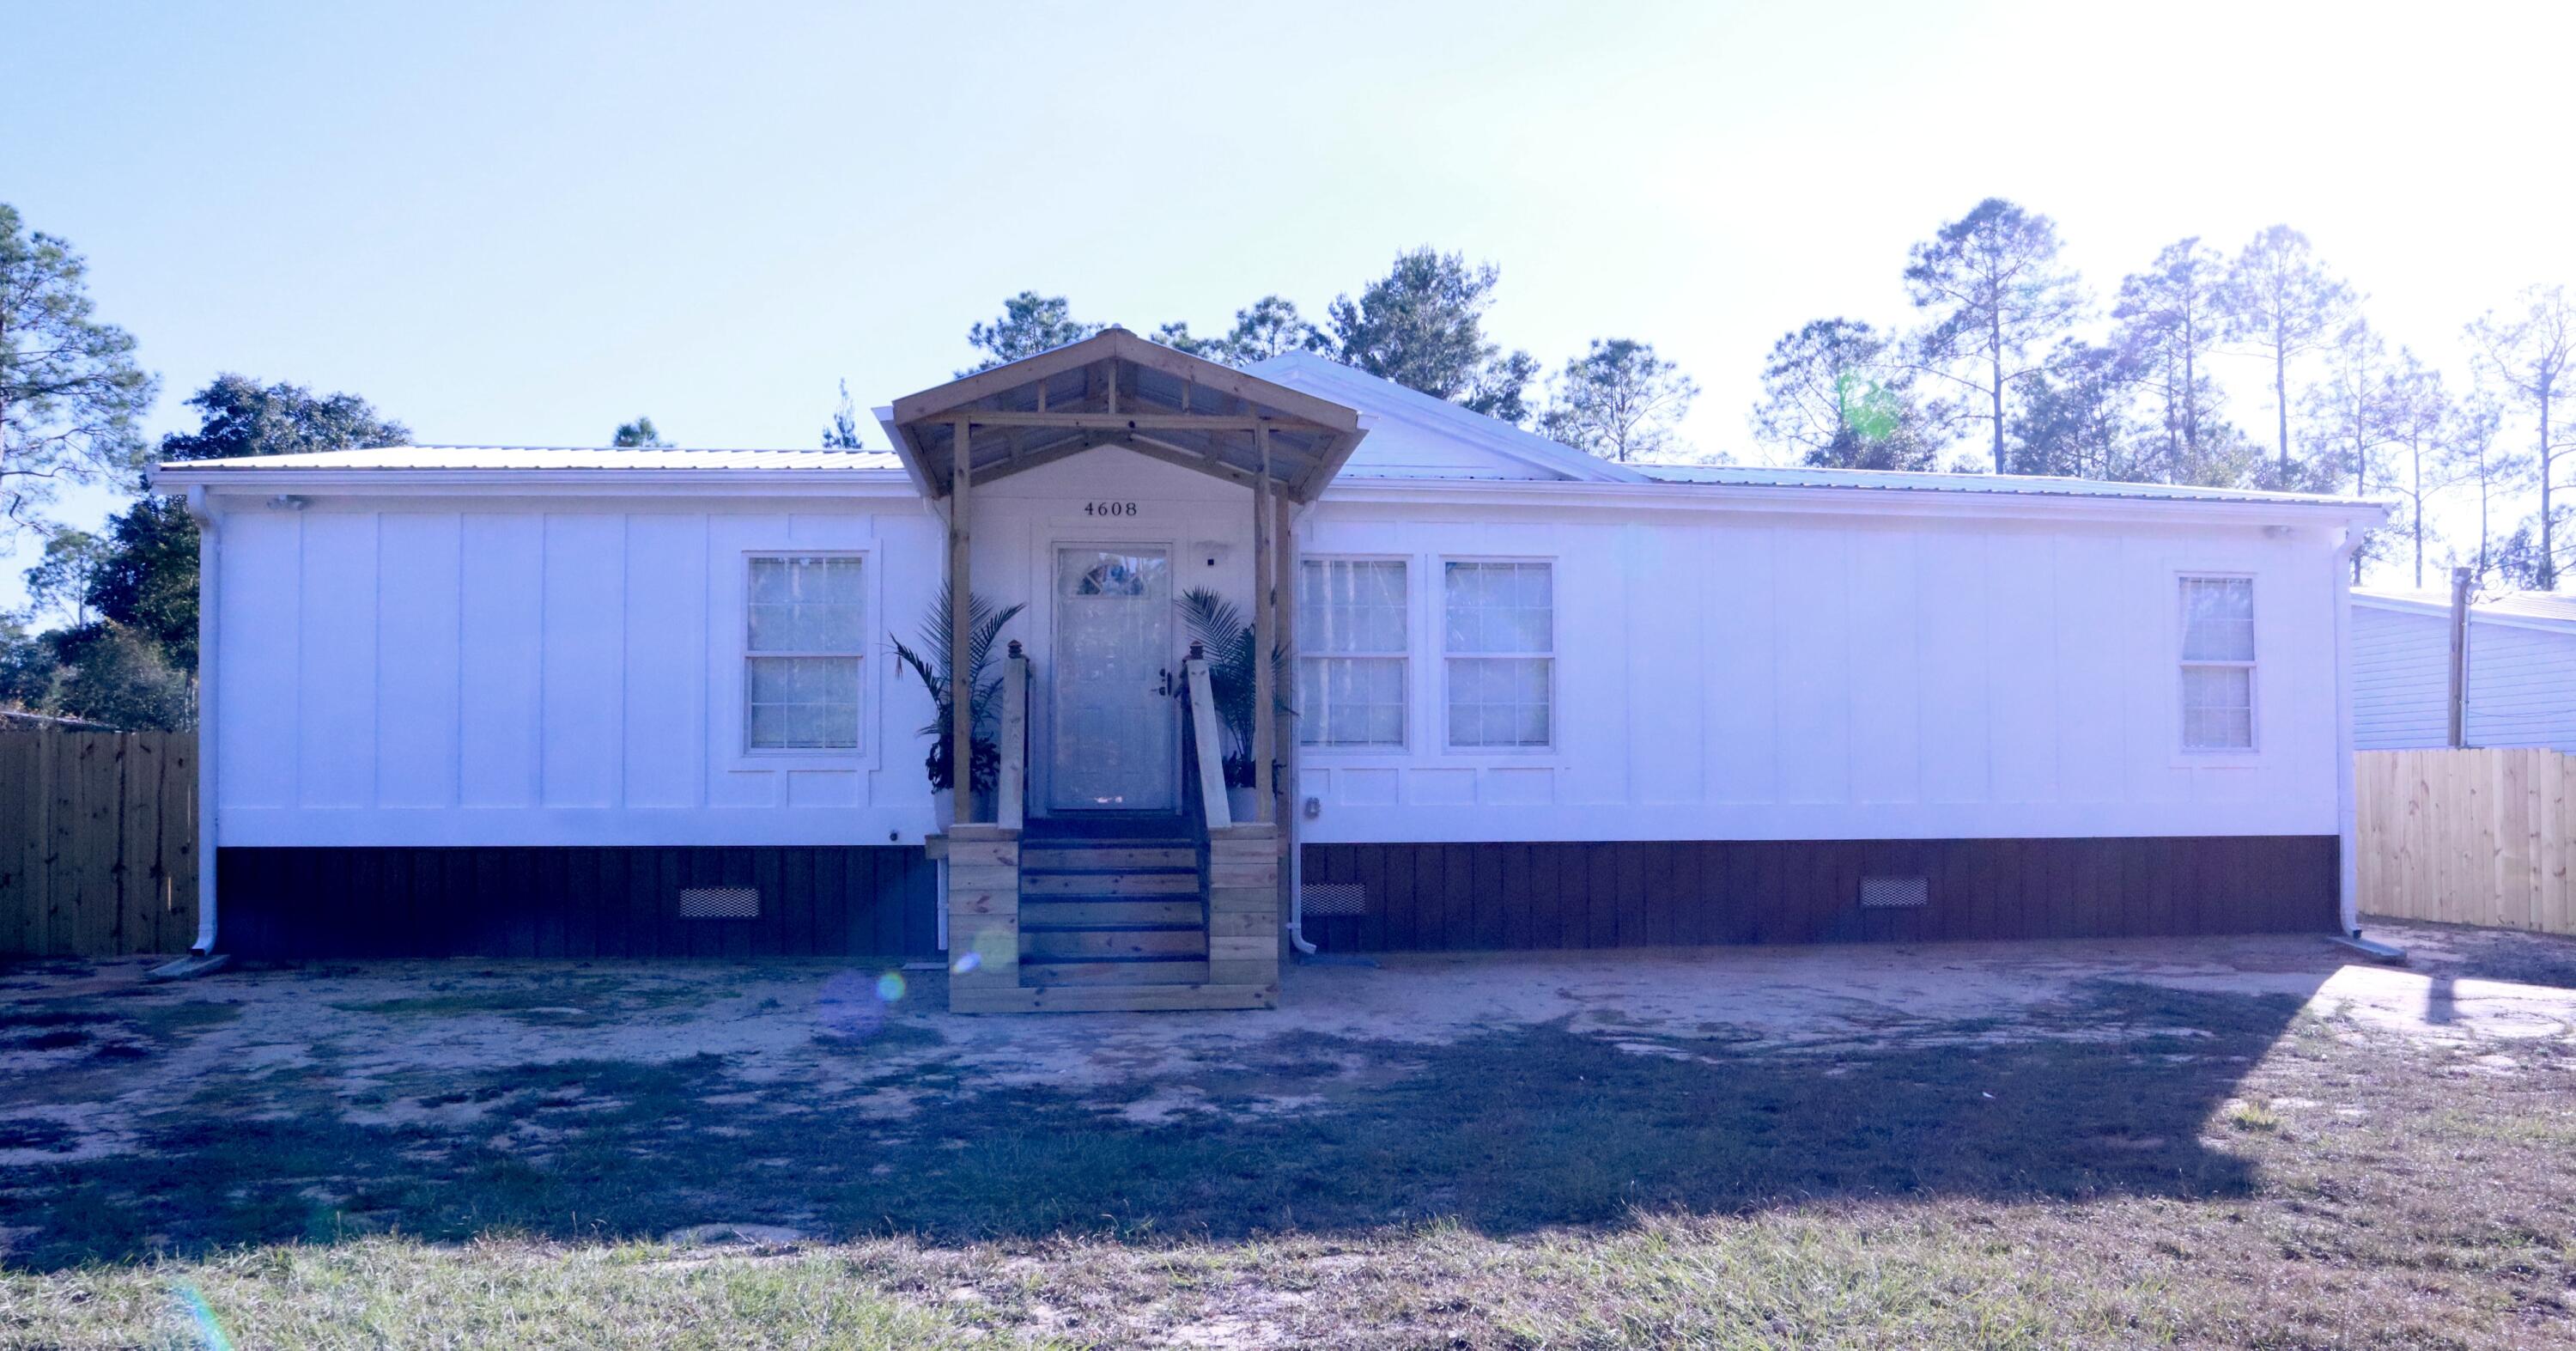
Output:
top-left (2175, 571), bottom-right (2258, 758)
top-left (739, 550), bottom-right (871, 758)
top-left (1437, 555), bottom-right (1558, 755)
top-left (1297, 554), bottom-right (1412, 753)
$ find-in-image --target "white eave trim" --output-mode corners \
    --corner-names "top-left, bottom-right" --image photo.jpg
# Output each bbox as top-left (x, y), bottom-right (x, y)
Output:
top-left (145, 459), bottom-right (2392, 530)
top-left (1319, 475), bottom-right (2394, 528)
top-left (149, 466), bottom-right (922, 499)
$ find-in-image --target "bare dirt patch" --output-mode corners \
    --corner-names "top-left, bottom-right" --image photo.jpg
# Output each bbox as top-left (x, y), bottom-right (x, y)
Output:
top-left (3, 922), bottom-right (2574, 1346)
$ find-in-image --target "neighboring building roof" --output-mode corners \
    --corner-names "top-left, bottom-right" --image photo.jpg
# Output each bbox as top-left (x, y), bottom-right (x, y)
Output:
top-left (2354, 585), bottom-right (2576, 753)
top-left (1244, 351), bottom-right (1649, 484)
top-left (158, 446), bottom-right (906, 472)
top-left (2355, 587), bottom-right (2576, 631)
top-left (1633, 461), bottom-right (2384, 510)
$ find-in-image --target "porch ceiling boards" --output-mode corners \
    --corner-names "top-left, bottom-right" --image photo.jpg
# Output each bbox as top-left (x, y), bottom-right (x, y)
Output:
top-left (880, 327), bottom-right (1369, 503)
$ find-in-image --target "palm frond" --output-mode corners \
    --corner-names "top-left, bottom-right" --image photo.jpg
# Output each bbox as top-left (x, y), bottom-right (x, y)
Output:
top-left (890, 581), bottom-right (1026, 786)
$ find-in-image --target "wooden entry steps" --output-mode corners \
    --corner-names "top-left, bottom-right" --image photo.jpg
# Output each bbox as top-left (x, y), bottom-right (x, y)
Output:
top-left (1022, 825), bottom-right (1206, 986)
top-left (944, 821), bottom-right (1280, 1013)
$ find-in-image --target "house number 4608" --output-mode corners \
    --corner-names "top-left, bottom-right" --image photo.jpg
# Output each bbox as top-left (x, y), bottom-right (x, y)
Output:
top-left (1084, 501), bottom-right (1139, 516)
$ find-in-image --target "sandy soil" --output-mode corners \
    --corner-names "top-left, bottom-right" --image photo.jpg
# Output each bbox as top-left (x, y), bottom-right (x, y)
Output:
top-left (3, 920), bottom-right (2570, 1167)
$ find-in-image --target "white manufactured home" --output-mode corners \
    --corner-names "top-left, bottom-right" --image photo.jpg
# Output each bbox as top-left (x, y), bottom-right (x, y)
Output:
top-left (2354, 587), bottom-right (2576, 753)
top-left (153, 330), bottom-right (2387, 1011)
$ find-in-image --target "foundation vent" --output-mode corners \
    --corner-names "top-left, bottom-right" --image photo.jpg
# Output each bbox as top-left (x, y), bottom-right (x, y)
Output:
top-left (1301, 883), bottom-right (1367, 917)
top-left (1859, 876), bottom-right (1929, 910)
top-left (680, 886), bottom-right (761, 920)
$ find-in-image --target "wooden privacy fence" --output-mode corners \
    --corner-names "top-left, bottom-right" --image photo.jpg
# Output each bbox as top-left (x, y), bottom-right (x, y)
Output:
top-left (0, 730), bottom-right (199, 957)
top-left (2358, 748), bottom-right (2575, 935)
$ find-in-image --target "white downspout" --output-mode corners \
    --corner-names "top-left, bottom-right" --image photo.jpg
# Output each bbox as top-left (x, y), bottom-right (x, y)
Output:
top-left (1286, 827), bottom-right (1316, 956)
top-left (2331, 525), bottom-right (2362, 936)
top-left (185, 486), bottom-right (220, 954)
top-left (1284, 498), bottom-right (1317, 958)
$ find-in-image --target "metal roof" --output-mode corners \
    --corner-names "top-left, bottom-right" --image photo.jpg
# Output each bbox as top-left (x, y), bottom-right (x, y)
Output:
top-left (1247, 351), bottom-right (1646, 484)
top-left (161, 446), bottom-right (907, 472)
top-left (1633, 461), bottom-right (2385, 510)
top-left (151, 433), bottom-right (2385, 524)
top-left (2356, 587), bottom-right (2576, 630)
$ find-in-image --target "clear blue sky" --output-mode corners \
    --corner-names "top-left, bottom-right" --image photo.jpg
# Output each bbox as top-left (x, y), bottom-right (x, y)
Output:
top-left (7, 0), bottom-right (2571, 608)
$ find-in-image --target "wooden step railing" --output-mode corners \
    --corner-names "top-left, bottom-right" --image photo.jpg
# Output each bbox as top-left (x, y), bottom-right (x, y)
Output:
top-left (1182, 652), bottom-right (1231, 831)
top-left (998, 642), bottom-right (1029, 832)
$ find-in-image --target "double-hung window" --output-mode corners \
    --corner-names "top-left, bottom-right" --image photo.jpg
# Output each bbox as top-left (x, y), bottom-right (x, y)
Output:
top-left (1443, 560), bottom-right (1552, 749)
top-left (744, 555), bottom-right (866, 752)
top-left (2178, 575), bottom-right (2255, 752)
top-left (1298, 559), bottom-right (1408, 747)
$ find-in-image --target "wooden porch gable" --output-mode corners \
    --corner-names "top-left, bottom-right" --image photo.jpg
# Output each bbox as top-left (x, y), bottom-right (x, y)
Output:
top-left (880, 327), bottom-right (1368, 504)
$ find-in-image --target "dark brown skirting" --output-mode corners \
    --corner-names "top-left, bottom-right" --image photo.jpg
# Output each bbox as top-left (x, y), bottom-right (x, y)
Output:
top-left (1297, 837), bottom-right (2341, 952)
top-left (215, 846), bottom-right (939, 960)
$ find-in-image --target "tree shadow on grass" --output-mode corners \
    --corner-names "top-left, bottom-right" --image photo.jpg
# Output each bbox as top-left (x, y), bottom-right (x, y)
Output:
top-left (0, 980), bottom-right (2310, 1270)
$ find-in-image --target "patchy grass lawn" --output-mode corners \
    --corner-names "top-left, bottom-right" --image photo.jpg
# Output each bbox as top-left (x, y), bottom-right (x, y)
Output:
top-left (2, 926), bottom-right (2573, 1348)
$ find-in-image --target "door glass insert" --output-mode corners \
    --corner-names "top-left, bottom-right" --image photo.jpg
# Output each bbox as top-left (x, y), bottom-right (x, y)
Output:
top-left (1049, 545), bottom-right (1176, 810)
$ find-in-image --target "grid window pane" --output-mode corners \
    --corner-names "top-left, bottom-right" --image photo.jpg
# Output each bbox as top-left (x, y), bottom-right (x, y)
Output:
top-left (2178, 575), bottom-right (2253, 752)
top-left (1300, 559), bottom-right (1407, 747)
top-left (1445, 561), bottom-right (1551, 654)
top-left (1444, 562), bottom-right (1552, 748)
top-left (748, 557), bottom-right (866, 654)
top-left (1448, 657), bottom-right (1551, 748)
top-left (2181, 577), bottom-right (2254, 661)
top-left (746, 556), bottom-right (864, 752)
top-left (745, 656), bottom-right (860, 750)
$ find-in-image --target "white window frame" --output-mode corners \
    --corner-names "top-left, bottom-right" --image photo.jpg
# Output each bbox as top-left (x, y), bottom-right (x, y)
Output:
top-left (741, 551), bottom-right (870, 757)
top-left (1439, 556), bottom-right (1557, 755)
top-left (2176, 572), bottom-right (2257, 757)
top-left (1298, 555), bottom-right (1412, 752)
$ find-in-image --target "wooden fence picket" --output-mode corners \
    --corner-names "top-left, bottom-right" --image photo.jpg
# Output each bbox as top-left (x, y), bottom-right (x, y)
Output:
top-left (0, 729), bottom-right (199, 958)
top-left (2360, 748), bottom-right (2576, 936)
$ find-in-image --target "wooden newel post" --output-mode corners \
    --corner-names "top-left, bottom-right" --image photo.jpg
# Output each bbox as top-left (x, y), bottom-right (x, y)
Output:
top-left (998, 640), bottom-right (1028, 832)
top-left (950, 417), bottom-right (974, 819)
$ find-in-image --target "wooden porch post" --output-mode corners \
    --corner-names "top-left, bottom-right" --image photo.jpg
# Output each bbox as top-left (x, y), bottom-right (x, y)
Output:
top-left (1252, 425), bottom-right (1274, 821)
top-left (950, 417), bottom-right (974, 819)
top-left (1273, 484), bottom-right (1299, 924)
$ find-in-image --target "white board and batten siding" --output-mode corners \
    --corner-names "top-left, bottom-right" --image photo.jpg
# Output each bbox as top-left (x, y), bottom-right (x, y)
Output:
top-left (213, 496), bottom-right (945, 848)
top-left (1294, 490), bottom-right (2348, 845)
top-left (2353, 592), bottom-right (2576, 753)
top-left (192, 447), bottom-right (2362, 854)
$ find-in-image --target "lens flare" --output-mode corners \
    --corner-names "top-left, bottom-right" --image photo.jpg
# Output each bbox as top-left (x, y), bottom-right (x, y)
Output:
top-left (875, 971), bottom-right (907, 1002)
top-left (174, 1285), bottom-right (234, 1351)
top-left (816, 969), bottom-right (884, 1039)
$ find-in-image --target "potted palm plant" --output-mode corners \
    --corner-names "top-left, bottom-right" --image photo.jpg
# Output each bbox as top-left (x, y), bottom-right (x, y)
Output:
top-left (891, 583), bottom-right (1025, 828)
top-left (1177, 587), bottom-right (1270, 822)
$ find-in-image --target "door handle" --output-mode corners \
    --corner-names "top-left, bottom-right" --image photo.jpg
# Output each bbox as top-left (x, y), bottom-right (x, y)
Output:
top-left (1155, 668), bottom-right (1175, 697)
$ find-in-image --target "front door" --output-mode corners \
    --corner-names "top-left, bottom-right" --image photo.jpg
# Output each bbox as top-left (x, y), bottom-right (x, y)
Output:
top-left (1048, 544), bottom-right (1177, 811)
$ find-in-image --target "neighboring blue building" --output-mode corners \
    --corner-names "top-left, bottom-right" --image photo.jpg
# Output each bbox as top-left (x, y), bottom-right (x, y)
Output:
top-left (2354, 587), bottom-right (2576, 752)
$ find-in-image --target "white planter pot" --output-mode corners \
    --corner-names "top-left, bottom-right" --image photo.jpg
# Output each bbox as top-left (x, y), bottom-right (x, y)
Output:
top-left (1225, 786), bottom-right (1261, 823)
